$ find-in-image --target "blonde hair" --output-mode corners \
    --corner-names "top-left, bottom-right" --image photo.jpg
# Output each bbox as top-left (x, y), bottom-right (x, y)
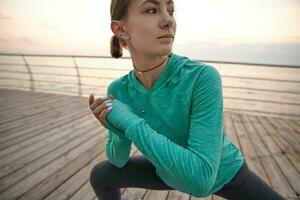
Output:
top-left (110, 0), bottom-right (130, 58)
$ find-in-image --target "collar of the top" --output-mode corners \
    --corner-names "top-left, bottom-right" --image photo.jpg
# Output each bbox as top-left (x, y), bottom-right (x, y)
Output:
top-left (128, 52), bottom-right (183, 94)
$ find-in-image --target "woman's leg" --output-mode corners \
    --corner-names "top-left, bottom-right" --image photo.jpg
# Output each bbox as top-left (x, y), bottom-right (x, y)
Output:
top-left (90, 155), bottom-right (174, 200)
top-left (214, 162), bottom-right (285, 200)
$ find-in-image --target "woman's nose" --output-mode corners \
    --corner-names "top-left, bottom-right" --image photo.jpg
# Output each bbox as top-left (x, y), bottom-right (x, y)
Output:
top-left (160, 10), bottom-right (174, 29)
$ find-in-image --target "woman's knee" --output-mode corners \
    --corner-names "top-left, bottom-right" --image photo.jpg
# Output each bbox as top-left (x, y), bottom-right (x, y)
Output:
top-left (90, 160), bottom-right (115, 188)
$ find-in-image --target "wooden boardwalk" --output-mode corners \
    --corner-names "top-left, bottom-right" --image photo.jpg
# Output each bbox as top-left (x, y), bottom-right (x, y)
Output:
top-left (0, 89), bottom-right (299, 200)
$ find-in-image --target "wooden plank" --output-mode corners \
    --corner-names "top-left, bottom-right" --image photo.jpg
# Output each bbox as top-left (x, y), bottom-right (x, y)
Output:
top-left (166, 190), bottom-right (190, 200)
top-left (0, 96), bottom-right (70, 124)
top-left (232, 114), bottom-right (269, 183)
top-left (0, 112), bottom-right (91, 160)
top-left (0, 95), bottom-right (82, 133)
top-left (224, 109), bottom-right (300, 121)
top-left (276, 118), bottom-right (300, 145)
top-left (260, 116), bottom-right (300, 173)
top-left (0, 115), bottom-right (95, 178)
top-left (0, 90), bottom-right (51, 107)
top-left (270, 151), bottom-right (300, 197)
top-left (293, 119), bottom-right (300, 127)
top-left (0, 124), bottom-right (102, 199)
top-left (231, 113), bottom-right (257, 159)
top-left (41, 136), bottom-right (107, 200)
top-left (223, 87), bottom-right (300, 105)
top-left (68, 180), bottom-right (97, 200)
top-left (213, 195), bottom-right (227, 200)
top-left (256, 116), bottom-right (300, 196)
top-left (0, 92), bottom-right (65, 115)
top-left (224, 98), bottom-right (300, 119)
top-left (223, 111), bottom-right (240, 148)
top-left (284, 119), bottom-right (300, 135)
top-left (1, 90), bottom-right (299, 200)
top-left (0, 88), bottom-right (30, 95)
top-left (190, 195), bottom-right (212, 200)
top-left (143, 189), bottom-right (169, 200)
top-left (0, 107), bottom-right (90, 153)
top-left (17, 129), bottom-right (107, 200)
top-left (247, 115), bottom-right (297, 199)
top-left (0, 103), bottom-right (90, 149)
top-left (72, 136), bottom-right (136, 200)
top-left (238, 115), bottom-right (270, 184)
top-left (0, 121), bottom-right (100, 189)
top-left (267, 117), bottom-right (300, 153)
top-left (0, 99), bottom-right (82, 141)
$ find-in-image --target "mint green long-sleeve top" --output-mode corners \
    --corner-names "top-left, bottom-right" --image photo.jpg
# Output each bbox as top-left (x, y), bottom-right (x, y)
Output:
top-left (104, 52), bottom-right (245, 198)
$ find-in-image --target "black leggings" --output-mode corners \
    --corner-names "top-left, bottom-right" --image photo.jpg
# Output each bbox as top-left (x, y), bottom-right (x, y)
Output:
top-left (90, 155), bottom-right (285, 200)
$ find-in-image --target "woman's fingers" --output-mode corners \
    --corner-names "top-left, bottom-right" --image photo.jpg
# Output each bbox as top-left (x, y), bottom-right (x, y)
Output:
top-left (88, 94), bottom-right (114, 127)
top-left (89, 94), bottom-right (94, 108)
top-left (98, 106), bottom-right (113, 126)
top-left (89, 95), bottom-right (108, 111)
top-left (93, 100), bottom-right (112, 118)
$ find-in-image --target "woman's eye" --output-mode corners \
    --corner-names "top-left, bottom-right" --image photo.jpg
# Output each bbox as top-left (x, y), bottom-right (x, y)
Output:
top-left (146, 8), bottom-right (157, 14)
top-left (168, 9), bottom-right (174, 16)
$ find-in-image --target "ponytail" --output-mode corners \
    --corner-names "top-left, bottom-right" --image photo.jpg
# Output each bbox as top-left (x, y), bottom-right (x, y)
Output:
top-left (110, 35), bottom-right (123, 58)
top-left (110, 0), bottom-right (130, 58)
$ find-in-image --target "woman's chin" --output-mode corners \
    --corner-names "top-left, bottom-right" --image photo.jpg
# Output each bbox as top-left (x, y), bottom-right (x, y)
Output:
top-left (157, 45), bottom-right (173, 55)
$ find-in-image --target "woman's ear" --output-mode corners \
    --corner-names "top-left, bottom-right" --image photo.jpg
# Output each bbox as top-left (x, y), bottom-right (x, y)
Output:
top-left (111, 20), bottom-right (126, 38)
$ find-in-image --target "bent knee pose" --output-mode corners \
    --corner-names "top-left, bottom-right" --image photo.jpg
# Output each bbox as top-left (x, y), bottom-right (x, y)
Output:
top-left (88, 0), bottom-right (285, 199)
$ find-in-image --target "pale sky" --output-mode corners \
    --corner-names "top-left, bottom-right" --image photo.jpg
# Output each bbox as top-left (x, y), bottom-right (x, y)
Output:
top-left (0, 0), bottom-right (300, 65)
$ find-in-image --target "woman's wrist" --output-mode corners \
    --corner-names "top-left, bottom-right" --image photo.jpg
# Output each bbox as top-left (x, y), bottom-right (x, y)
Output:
top-left (106, 99), bottom-right (140, 131)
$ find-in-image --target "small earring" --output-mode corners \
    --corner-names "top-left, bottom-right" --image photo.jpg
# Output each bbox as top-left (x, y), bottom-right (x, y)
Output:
top-left (120, 33), bottom-right (129, 40)
top-left (120, 40), bottom-right (126, 46)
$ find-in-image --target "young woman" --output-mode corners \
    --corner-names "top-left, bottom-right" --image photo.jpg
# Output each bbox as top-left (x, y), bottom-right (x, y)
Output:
top-left (89, 0), bottom-right (285, 199)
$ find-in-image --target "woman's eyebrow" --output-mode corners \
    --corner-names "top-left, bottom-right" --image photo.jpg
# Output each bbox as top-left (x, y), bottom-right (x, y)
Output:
top-left (141, 0), bottom-right (174, 6)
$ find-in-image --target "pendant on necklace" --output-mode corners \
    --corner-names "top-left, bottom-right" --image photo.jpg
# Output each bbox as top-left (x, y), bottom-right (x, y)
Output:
top-left (138, 71), bottom-right (143, 76)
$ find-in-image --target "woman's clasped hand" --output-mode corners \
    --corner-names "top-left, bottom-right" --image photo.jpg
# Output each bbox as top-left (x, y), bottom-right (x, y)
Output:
top-left (89, 94), bottom-right (140, 132)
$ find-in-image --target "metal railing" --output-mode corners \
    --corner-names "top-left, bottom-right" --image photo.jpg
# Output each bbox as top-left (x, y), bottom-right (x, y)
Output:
top-left (0, 52), bottom-right (299, 118)
top-left (0, 53), bottom-right (134, 96)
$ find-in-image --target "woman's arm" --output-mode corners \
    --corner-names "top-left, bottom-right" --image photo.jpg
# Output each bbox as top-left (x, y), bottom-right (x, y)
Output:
top-left (106, 67), bottom-right (223, 197)
top-left (105, 129), bottom-right (132, 168)
top-left (104, 84), bottom-right (132, 168)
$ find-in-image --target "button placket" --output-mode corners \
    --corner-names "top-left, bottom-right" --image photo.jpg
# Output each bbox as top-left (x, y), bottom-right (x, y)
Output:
top-left (141, 93), bottom-right (148, 115)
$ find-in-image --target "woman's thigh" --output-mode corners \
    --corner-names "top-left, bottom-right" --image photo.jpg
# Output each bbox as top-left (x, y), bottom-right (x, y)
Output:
top-left (215, 167), bottom-right (285, 200)
top-left (90, 155), bottom-right (174, 190)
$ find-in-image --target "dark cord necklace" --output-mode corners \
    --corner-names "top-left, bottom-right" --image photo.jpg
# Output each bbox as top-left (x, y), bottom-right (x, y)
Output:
top-left (133, 56), bottom-right (168, 76)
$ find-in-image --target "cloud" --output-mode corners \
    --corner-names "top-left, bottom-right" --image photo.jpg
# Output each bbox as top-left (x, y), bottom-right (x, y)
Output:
top-left (175, 40), bottom-right (300, 66)
top-left (0, 36), bottom-right (8, 42)
top-left (0, 36), bottom-right (38, 45)
top-left (15, 37), bottom-right (38, 45)
top-left (0, 12), bottom-right (12, 20)
top-left (40, 23), bottom-right (59, 31)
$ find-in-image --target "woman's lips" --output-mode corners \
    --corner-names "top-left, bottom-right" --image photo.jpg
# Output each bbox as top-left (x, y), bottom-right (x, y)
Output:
top-left (158, 34), bottom-right (174, 43)
top-left (158, 37), bottom-right (173, 42)
top-left (157, 34), bottom-right (174, 39)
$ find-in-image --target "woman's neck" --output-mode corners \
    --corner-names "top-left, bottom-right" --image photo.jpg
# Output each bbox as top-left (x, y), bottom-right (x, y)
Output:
top-left (131, 54), bottom-right (169, 90)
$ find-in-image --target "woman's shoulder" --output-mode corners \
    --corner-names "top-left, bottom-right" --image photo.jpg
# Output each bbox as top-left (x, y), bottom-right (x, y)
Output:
top-left (107, 73), bottom-right (130, 95)
top-left (175, 54), bottom-right (221, 81)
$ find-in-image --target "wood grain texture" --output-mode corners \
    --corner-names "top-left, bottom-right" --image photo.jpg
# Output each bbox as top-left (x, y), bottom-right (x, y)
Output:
top-left (0, 89), bottom-right (299, 200)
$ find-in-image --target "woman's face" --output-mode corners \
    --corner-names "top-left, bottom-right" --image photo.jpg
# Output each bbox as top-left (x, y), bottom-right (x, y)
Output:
top-left (124, 0), bottom-right (176, 57)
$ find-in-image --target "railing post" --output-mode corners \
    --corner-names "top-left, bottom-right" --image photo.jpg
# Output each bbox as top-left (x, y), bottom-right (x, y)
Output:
top-left (21, 55), bottom-right (35, 92)
top-left (72, 56), bottom-right (82, 97)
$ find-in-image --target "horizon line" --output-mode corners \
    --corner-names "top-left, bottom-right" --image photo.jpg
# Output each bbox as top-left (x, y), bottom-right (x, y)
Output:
top-left (0, 52), bottom-right (299, 69)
